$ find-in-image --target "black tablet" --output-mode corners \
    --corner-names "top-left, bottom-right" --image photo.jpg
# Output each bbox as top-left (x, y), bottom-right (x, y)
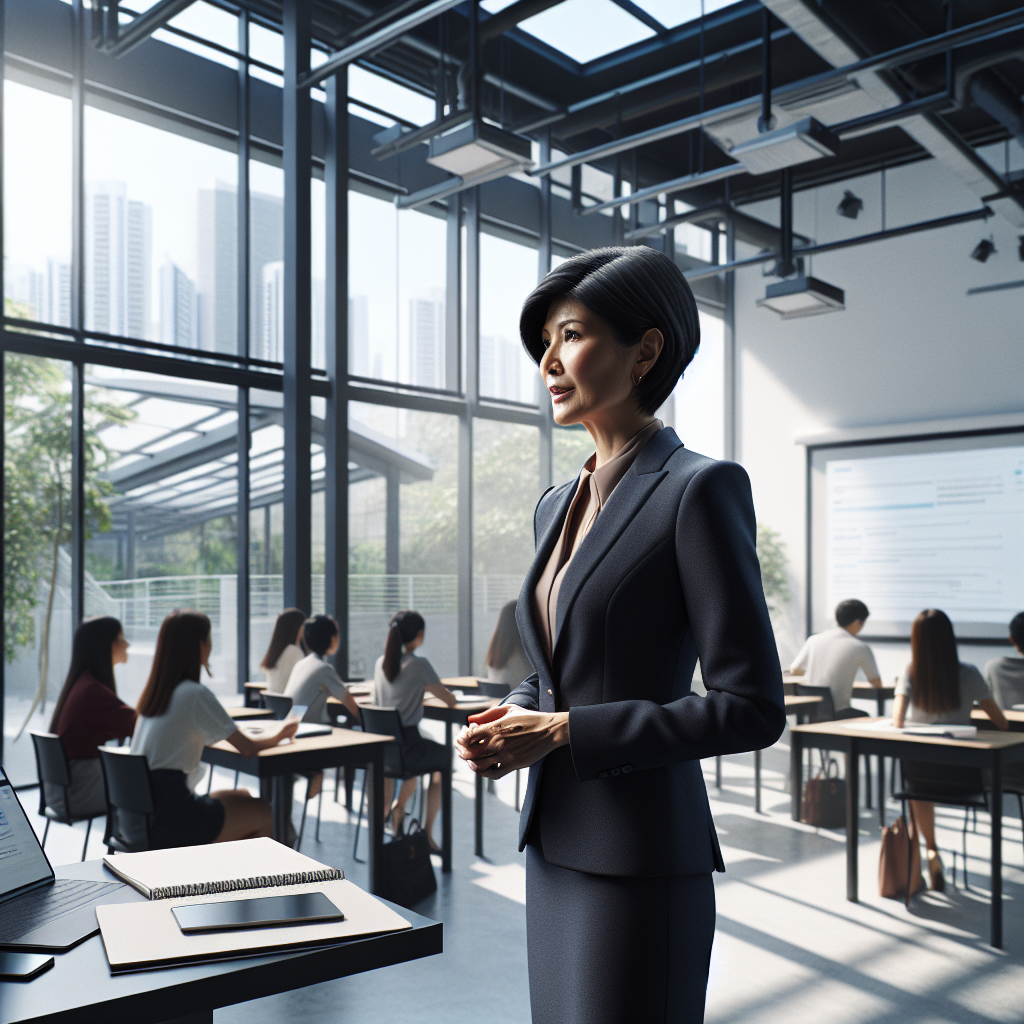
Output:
top-left (172, 892), bottom-right (344, 934)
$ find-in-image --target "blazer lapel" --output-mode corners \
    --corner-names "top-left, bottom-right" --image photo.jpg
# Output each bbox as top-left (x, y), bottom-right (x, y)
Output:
top-left (516, 480), bottom-right (578, 681)
top-left (552, 427), bottom-right (682, 655)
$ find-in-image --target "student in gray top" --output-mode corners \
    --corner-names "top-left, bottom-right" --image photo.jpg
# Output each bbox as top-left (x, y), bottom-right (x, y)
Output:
top-left (372, 610), bottom-right (458, 847)
top-left (284, 615), bottom-right (362, 724)
top-left (789, 599), bottom-right (883, 718)
top-left (985, 612), bottom-right (1024, 711)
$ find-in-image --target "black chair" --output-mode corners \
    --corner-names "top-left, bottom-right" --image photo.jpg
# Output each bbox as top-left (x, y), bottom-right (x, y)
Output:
top-left (892, 760), bottom-right (988, 890)
top-left (29, 732), bottom-right (103, 862)
top-left (98, 748), bottom-right (156, 854)
top-left (264, 693), bottom-right (293, 720)
top-left (475, 681), bottom-right (511, 699)
top-left (351, 706), bottom-right (446, 863)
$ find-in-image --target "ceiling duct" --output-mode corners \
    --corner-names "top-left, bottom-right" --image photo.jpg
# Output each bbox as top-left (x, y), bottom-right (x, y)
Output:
top-left (756, 274), bottom-right (846, 318)
top-left (727, 117), bottom-right (839, 174)
top-left (426, 120), bottom-right (533, 182)
top-left (967, 68), bottom-right (1024, 148)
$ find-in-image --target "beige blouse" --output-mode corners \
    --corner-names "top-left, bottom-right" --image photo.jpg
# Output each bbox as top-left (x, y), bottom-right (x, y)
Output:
top-left (533, 420), bottom-right (662, 660)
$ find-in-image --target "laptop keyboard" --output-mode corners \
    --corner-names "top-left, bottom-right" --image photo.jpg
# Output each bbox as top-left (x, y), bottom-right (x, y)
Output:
top-left (0, 880), bottom-right (121, 942)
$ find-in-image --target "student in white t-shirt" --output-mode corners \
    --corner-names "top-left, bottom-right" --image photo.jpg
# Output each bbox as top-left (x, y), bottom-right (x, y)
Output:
top-left (129, 610), bottom-right (298, 849)
top-left (260, 607), bottom-right (307, 694)
top-left (789, 599), bottom-right (883, 718)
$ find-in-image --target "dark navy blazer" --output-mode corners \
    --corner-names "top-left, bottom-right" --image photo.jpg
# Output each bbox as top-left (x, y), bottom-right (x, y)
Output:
top-left (504, 426), bottom-right (785, 877)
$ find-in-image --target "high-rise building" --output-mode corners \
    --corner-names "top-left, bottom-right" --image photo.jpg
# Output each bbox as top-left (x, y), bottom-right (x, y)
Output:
top-left (196, 181), bottom-right (283, 356)
top-left (261, 261), bottom-right (284, 362)
top-left (408, 290), bottom-right (445, 389)
top-left (85, 180), bottom-right (152, 340)
top-left (6, 263), bottom-right (44, 320)
top-left (46, 259), bottom-right (72, 327)
top-left (160, 261), bottom-right (198, 348)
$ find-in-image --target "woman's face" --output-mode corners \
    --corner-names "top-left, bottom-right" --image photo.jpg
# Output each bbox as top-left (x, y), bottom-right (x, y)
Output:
top-left (111, 631), bottom-right (130, 667)
top-left (539, 298), bottom-right (639, 428)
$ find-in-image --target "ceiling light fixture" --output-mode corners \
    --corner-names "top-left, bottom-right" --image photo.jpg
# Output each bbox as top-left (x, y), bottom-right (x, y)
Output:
top-left (728, 117), bottom-right (839, 176)
top-left (756, 274), bottom-right (846, 319)
top-left (426, 119), bottom-right (533, 184)
top-left (837, 190), bottom-right (863, 219)
top-left (971, 236), bottom-right (997, 262)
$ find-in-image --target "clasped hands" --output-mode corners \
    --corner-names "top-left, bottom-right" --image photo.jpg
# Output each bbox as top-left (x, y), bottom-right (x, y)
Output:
top-left (455, 705), bottom-right (570, 780)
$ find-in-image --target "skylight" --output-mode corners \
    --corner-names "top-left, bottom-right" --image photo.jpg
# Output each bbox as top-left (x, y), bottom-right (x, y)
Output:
top-left (630, 0), bottom-right (738, 30)
top-left (518, 0), bottom-right (656, 64)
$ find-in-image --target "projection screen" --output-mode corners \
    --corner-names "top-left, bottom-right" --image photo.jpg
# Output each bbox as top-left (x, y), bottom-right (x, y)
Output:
top-left (808, 430), bottom-right (1024, 640)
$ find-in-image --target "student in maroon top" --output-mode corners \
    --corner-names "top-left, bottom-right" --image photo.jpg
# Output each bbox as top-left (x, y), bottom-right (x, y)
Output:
top-left (46, 616), bottom-right (136, 818)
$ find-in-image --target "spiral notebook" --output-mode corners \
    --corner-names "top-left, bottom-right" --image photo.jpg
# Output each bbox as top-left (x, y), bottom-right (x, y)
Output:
top-left (103, 837), bottom-right (343, 900)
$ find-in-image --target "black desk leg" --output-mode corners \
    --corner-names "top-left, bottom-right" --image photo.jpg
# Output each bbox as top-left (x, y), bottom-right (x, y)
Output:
top-left (991, 753), bottom-right (1003, 949)
top-left (790, 734), bottom-right (802, 821)
top-left (877, 691), bottom-right (885, 718)
top-left (270, 775), bottom-right (294, 847)
top-left (368, 751), bottom-right (385, 897)
top-left (846, 739), bottom-right (859, 903)
top-left (441, 721), bottom-right (453, 873)
top-left (754, 749), bottom-right (762, 813)
top-left (475, 772), bottom-right (484, 858)
top-left (877, 755), bottom-right (886, 826)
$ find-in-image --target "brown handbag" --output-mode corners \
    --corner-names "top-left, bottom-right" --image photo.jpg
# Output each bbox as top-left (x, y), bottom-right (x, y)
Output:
top-left (800, 758), bottom-right (846, 829)
top-left (879, 811), bottom-right (925, 905)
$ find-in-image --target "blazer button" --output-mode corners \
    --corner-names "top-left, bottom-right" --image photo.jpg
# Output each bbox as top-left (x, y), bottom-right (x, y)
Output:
top-left (598, 771), bottom-right (609, 780)
top-left (546, 688), bottom-right (553, 696)
top-left (621, 764), bottom-right (633, 774)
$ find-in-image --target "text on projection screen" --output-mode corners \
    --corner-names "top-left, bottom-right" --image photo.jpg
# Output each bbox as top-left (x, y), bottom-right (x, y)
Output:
top-left (826, 446), bottom-right (1024, 630)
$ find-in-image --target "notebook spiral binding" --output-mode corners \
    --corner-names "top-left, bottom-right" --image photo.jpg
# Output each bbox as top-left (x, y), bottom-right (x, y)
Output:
top-left (151, 868), bottom-right (343, 900)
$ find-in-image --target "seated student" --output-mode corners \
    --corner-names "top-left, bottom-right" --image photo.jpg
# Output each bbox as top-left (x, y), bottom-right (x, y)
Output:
top-left (130, 609), bottom-right (298, 849)
top-left (372, 610), bottom-right (458, 848)
top-left (789, 598), bottom-right (883, 718)
top-left (485, 600), bottom-right (533, 688)
top-left (893, 608), bottom-right (1008, 891)
top-left (47, 616), bottom-right (137, 819)
top-left (261, 607), bottom-right (307, 694)
top-left (985, 612), bottom-right (1024, 711)
top-left (284, 615), bottom-right (362, 724)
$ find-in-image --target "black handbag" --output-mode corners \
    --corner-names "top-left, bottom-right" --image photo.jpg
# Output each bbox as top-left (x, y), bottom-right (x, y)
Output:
top-left (381, 818), bottom-right (437, 908)
top-left (800, 757), bottom-right (847, 829)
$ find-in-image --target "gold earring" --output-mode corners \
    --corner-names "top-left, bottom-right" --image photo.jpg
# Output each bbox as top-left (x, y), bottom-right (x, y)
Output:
top-left (632, 372), bottom-right (644, 386)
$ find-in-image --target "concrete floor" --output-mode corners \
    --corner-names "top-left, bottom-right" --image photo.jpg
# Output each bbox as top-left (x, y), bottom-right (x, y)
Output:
top-left (30, 722), bottom-right (1024, 1024)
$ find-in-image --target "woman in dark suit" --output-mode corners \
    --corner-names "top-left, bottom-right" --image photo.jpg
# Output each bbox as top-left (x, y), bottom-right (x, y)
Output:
top-left (457, 246), bottom-right (785, 1024)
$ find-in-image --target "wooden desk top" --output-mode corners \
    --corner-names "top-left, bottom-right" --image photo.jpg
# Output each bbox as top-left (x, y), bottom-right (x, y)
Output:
top-left (207, 726), bottom-right (395, 759)
top-left (440, 676), bottom-right (481, 689)
top-left (792, 717), bottom-right (1024, 750)
top-left (244, 680), bottom-right (268, 690)
top-left (226, 705), bottom-right (274, 720)
top-left (973, 707), bottom-right (1024, 728)
top-left (852, 682), bottom-right (896, 696)
top-left (785, 695), bottom-right (823, 708)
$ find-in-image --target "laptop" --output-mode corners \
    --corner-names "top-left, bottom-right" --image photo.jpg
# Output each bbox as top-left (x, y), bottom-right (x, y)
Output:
top-left (0, 766), bottom-right (138, 951)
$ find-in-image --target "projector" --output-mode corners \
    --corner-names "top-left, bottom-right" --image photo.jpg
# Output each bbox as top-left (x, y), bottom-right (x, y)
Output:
top-left (729, 117), bottom-right (838, 176)
top-left (427, 119), bottom-right (533, 183)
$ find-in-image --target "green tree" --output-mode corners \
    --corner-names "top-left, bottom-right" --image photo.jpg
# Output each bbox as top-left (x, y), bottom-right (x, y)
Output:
top-left (3, 326), bottom-right (134, 733)
top-left (756, 522), bottom-right (790, 614)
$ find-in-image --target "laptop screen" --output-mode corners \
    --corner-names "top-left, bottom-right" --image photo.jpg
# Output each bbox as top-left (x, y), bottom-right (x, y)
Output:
top-left (0, 768), bottom-right (53, 900)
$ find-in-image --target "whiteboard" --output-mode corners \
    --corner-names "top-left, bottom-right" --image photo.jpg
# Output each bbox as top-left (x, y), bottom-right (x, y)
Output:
top-left (809, 431), bottom-right (1024, 639)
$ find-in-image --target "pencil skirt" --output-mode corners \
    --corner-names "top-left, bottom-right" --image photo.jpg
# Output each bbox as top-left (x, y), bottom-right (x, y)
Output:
top-left (526, 844), bottom-right (715, 1024)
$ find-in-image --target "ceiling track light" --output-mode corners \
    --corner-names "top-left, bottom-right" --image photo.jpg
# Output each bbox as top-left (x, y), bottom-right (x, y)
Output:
top-left (837, 190), bottom-right (863, 220)
top-left (757, 274), bottom-right (846, 319)
top-left (971, 236), bottom-right (997, 262)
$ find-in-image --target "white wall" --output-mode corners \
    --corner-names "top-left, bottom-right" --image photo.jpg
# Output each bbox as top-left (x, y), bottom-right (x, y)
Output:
top-left (732, 154), bottom-right (1024, 670)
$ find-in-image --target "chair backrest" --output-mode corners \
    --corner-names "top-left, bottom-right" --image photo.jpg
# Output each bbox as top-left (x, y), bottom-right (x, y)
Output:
top-left (358, 705), bottom-right (405, 743)
top-left (99, 748), bottom-right (155, 816)
top-left (475, 681), bottom-right (511, 699)
top-left (30, 731), bottom-right (72, 789)
top-left (794, 683), bottom-right (837, 723)
top-left (264, 693), bottom-right (293, 720)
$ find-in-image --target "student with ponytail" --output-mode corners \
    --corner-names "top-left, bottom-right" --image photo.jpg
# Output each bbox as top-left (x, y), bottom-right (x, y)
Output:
top-left (372, 610), bottom-right (458, 846)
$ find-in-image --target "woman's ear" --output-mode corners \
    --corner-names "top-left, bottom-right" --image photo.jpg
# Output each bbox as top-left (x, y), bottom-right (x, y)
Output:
top-left (634, 327), bottom-right (664, 381)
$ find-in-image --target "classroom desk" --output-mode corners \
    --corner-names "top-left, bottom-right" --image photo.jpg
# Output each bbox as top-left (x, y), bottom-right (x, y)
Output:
top-left (973, 707), bottom-right (1024, 732)
top-left (852, 682), bottom-right (896, 718)
top-left (439, 676), bottom-right (482, 690)
top-left (1, 859), bottom-right (441, 1024)
top-left (243, 681), bottom-right (267, 707)
top-left (741, 695), bottom-right (822, 813)
top-left (226, 705), bottom-right (274, 721)
top-left (202, 728), bottom-right (395, 896)
top-left (789, 718), bottom-right (1024, 949)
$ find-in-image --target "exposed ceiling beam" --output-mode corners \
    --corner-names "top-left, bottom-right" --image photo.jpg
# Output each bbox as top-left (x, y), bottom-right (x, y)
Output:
top-left (479, 0), bottom-right (566, 44)
top-left (105, 0), bottom-right (198, 58)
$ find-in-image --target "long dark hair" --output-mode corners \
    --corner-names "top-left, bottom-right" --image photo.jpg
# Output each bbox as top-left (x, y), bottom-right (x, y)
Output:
top-left (909, 609), bottom-right (960, 715)
top-left (261, 607), bottom-right (306, 669)
top-left (49, 616), bottom-right (123, 731)
top-left (137, 610), bottom-right (212, 718)
top-left (383, 610), bottom-right (425, 682)
top-left (486, 601), bottom-right (524, 670)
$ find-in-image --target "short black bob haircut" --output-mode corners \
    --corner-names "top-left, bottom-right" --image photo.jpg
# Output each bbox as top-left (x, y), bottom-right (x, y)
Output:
top-left (519, 246), bottom-right (700, 416)
top-left (835, 599), bottom-right (870, 628)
